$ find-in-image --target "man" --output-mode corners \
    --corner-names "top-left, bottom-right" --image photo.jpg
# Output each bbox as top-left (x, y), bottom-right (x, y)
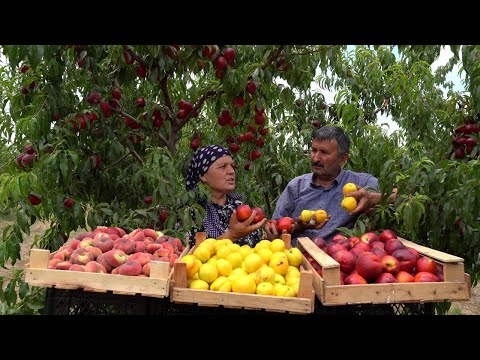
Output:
top-left (266, 125), bottom-right (396, 245)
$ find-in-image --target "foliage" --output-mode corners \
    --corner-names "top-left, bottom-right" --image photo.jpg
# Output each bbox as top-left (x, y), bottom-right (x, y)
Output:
top-left (0, 44), bottom-right (479, 314)
top-left (0, 271), bottom-right (45, 314)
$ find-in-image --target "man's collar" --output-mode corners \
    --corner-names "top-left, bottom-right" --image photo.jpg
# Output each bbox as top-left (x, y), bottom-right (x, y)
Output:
top-left (311, 169), bottom-right (345, 187)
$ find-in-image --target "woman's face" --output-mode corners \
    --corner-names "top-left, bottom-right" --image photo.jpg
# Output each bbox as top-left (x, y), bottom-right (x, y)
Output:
top-left (201, 155), bottom-right (236, 194)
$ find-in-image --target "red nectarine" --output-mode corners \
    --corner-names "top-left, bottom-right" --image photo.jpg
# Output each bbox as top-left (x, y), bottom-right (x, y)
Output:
top-left (414, 272), bottom-right (440, 282)
top-left (356, 252), bottom-right (383, 281)
top-left (236, 204), bottom-right (253, 222)
top-left (375, 273), bottom-right (397, 283)
top-left (379, 229), bottom-right (397, 242)
top-left (381, 255), bottom-right (401, 275)
top-left (344, 273), bottom-right (367, 285)
top-left (416, 256), bottom-right (437, 274)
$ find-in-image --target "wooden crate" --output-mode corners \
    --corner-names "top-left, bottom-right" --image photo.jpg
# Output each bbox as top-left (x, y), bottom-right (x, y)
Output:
top-left (298, 237), bottom-right (472, 306)
top-left (24, 246), bottom-right (190, 298)
top-left (170, 233), bottom-right (315, 314)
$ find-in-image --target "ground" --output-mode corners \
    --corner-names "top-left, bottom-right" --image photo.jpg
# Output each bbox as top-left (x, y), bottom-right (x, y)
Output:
top-left (0, 211), bottom-right (478, 314)
top-left (449, 284), bottom-right (480, 315)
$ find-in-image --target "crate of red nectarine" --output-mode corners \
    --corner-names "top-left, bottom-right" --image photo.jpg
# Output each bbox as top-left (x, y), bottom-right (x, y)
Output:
top-left (169, 232), bottom-right (316, 314)
top-left (24, 226), bottom-right (190, 298)
top-left (298, 231), bottom-right (471, 306)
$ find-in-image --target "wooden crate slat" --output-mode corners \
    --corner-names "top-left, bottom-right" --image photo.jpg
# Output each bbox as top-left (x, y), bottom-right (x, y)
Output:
top-left (169, 232), bottom-right (315, 314)
top-left (83, 287), bottom-right (107, 293)
top-left (172, 288), bottom-right (313, 314)
top-left (25, 268), bottom-right (169, 297)
top-left (53, 284), bottom-right (81, 290)
top-left (322, 282), bottom-right (471, 305)
top-left (29, 249), bottom-right (50, 268)
top-left (297, 237), bottom-right (339, 268)
top-left (24, 249), bottom-right (172, 298)
top-left (443, 262), bottom-right (465, 283)
top-left (298, 236), bottom-right (471, 306)
top-left (112, 290), bottom-right (137, 296)
top-left (398, 237), bottom-right (464, 263)
top-left (302, 259), bottom-right (326, 303)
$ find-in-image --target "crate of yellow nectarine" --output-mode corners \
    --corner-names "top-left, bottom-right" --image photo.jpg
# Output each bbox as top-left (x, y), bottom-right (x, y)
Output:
top-left (298, 231), bottom-right (471, 306)
top-left (24, 226), bottom-right (189, 298)
top-left (169, 232), bottom-right (316, 314)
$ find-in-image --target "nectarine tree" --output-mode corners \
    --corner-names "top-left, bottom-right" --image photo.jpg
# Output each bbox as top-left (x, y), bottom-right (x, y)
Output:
top-left (0, 45), bottom-right (479, 314)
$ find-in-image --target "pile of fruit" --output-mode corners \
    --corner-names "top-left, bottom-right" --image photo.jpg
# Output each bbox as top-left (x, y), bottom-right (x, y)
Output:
top-left (306, 229), bottom-right (444, 284)
top-left (47, 226), bottom-right (185, 276)
top-left (180, 238), bottom-right (305, 296)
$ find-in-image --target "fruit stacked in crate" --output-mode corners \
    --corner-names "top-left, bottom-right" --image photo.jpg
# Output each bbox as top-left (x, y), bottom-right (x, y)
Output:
top-left (299, 229), bottom-right (470, 306)
top-left (306, 229), bottom-right (444, 284)
top-left (48, 226), bottom-right (185, 277)
top-left (180, 238), bottom-right (305, 296)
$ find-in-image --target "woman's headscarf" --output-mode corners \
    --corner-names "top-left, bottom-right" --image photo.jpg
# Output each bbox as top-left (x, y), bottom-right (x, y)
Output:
top-left (185, 144), bottom-right (242, 239)
top-left (185, 145), bottom-right (232, 191)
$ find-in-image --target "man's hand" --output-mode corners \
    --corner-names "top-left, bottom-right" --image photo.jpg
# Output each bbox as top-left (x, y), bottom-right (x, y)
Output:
top-left (264, 220), bottom-right (280, 240)
top-left (345, 186), bottom-right (371, 215)
top-left (294, 215), bottom-right (331, 231)
top-left (346, 186), bottom-right (397, 216)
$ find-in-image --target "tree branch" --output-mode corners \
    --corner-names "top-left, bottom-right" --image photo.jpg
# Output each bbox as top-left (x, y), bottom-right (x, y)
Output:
top-left (292, 45), bottom-right (336, 56)
top-left (159, 75), bottom-right (177, 127)
top-left (260, 45), bottom-right (285, 71)
top-left (113, 108), bottom-right (170, 149)
top-left (127, 143), bottom-right (144, 164)
top-left (116, 109), bottom-right (136, 122)
top-left (102, 153), bottom-right (129, 171)
top-left (122, 45), bottom-right (147, 68)
top-left (373, 97), bottom-right (391, 116)
top-left (177, 89), bottom-right (219, 129)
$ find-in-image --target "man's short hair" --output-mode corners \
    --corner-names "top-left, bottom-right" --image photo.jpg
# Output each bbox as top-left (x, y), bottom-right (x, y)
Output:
top-left (313, 126), bottom-right (350, 156)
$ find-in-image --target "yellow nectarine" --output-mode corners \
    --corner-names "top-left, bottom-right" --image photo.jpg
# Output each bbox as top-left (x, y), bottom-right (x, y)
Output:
top-left (243, 253), bottom-right (264, 273)
top-left (343, 182), bottom-right (357, 197)
top-left (198, 263), bottom-right (218, 284)
top-left (314, 209), bottom-right (328, 223)
top-left (341, 196), bottom-right (357, 212)
top-left (231, 275), bottom-right (256, 294)
top-left (256, 282), bottom-right (275, 295)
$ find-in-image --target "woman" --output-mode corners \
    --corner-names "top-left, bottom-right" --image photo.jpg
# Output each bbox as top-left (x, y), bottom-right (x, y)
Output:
top-left (185, 145), bottom-right (266, 247)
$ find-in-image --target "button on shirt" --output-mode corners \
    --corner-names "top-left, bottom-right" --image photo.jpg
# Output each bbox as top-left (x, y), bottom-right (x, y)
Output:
top-left (272, 169), bottom-right (378, 245)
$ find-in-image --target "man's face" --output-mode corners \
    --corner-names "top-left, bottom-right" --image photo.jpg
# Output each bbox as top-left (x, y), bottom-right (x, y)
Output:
top-left (310, 139), bottom-right (348, 181)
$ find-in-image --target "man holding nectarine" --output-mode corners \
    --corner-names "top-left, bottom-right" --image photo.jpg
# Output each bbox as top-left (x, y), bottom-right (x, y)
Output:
top-left (185, 145), bottom-right (266, 247)
top-left (266, 126), bottom-right (396, 246)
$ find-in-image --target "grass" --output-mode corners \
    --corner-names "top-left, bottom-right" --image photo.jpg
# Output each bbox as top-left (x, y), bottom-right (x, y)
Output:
top-left (448, 306), bottom-right (463, 315)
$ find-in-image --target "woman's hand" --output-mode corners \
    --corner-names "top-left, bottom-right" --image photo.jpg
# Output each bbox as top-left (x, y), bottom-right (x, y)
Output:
top-left (223, 209), bottom-right (267, 241)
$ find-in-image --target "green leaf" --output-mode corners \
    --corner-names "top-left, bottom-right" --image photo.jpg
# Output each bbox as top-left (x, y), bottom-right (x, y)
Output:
top-left (4, 280), bottom-right (17, 305)
top-left (58, 156), bottom-right (68, 180)
top-left (16, 209), bottom-right (29, 233)
top-left (18, 281), bottom-right (29, 299)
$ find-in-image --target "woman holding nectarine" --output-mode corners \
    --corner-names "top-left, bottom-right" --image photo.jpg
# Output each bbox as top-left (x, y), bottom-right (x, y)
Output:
top-left (185, 145), bottom-right (266, 247)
